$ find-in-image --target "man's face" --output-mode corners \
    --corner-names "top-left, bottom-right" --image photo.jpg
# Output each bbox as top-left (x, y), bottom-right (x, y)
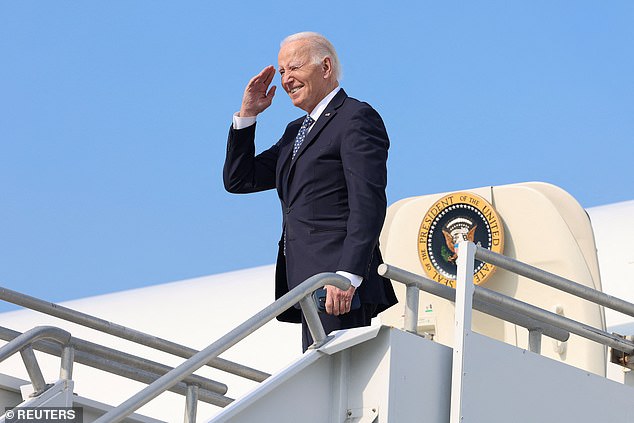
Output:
top-left (278, 40), bottom-right (333, 113)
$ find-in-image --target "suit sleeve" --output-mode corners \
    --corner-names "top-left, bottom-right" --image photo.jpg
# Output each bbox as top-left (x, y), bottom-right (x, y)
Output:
top-left (338, 106), bottom-right (389, 276)
top-left (223, 124), bottom-right (279, 194)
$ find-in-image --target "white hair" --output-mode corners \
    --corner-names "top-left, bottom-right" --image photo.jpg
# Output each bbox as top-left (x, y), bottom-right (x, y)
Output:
top-left (281, 32), bottom-right (342, 80)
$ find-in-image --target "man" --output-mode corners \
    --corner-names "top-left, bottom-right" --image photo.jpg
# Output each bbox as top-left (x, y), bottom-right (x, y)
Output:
top-left (224, 32), bottom-right (397, 351)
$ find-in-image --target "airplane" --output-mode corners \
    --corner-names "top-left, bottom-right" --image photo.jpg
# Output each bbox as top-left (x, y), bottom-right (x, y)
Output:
top-left (0, 181), bottom-right (633, 422)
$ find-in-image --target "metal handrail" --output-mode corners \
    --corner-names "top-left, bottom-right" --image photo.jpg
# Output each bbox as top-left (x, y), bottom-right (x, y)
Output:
top-left (0, 326), bottom-right (70, 362)
top-left (0, 326), bottom-right (73, 396)
top-left (0, 285), bottom-right (269, 383)
top-left (94, 272), bottom-right (351, 423)
top-left (475, 246), bottom-right (634, 318)
top-left (0, 326), bottom-right (233, 407)
top-left (380, 242), bottom-right (634, 356)
top-left (378, 264), bottom-right (569, 342)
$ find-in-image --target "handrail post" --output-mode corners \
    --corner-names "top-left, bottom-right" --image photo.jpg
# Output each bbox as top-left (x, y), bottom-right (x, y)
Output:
top-left (450, 241), bottom-right (476, 423)
top-left (528, 329), bottom-right (543, 354)
top-left (20, 346), bottom-right (48, 395)
top-left (404, 284), bottom-right (420, 333)
top-left (60, 345), bottom-right (75, 380)
top-left (184, 384), bottom-right (199, 423)
top-left (299, 297), bottom-right (328, 348)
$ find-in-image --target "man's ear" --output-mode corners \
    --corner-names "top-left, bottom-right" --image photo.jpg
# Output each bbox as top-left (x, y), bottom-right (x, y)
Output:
top-left (322, 57), bottom-right (333, 79)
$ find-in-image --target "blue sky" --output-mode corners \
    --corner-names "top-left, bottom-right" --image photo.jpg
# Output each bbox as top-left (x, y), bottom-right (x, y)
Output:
top-left (1, 2), bottom-right (633, 311)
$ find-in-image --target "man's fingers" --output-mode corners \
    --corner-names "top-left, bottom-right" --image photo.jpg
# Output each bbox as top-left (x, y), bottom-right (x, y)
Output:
top-left (325, 285), bottom-right (355, 316)
top-left (247, 66), bottom-right (274, 90)
top-left (267, 85), bottom-right (276, 100)
top-left (325, 287), bottom-right (334, 315)
top-left (331, 302), bottom-right (340, 316)
top-left (240, 67), bottom-right (276, 117)
top-left (262, 65), bottom-right (276, 86)
top-left (342, 298), bottom-right (351, 314)
top-left (326, 285), bottom-right (358, 315)
top-left (257, 66), bottom-right (275, 88)
top-left (325, 285), bottom-right (341, 315)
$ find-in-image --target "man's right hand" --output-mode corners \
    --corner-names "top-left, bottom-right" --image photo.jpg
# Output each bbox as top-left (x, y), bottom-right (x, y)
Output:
top-left (239, 66), bottom-right (277, 118)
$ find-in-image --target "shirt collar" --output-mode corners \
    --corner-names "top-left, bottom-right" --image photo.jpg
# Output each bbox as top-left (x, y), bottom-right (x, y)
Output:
top-left (308, 86), bottom-right (341, 122)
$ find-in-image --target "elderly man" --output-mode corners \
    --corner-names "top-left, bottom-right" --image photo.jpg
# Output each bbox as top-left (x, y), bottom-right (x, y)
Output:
top-left (224, 32), bottom-right (397, 351)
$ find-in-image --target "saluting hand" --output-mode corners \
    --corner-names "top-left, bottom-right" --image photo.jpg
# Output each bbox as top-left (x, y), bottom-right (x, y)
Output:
top-left (239, 65), bottom-right (277, 118)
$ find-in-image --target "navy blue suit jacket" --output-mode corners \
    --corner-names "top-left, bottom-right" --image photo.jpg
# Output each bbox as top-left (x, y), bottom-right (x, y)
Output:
top-left (224, 89), bottom-right (397, 322)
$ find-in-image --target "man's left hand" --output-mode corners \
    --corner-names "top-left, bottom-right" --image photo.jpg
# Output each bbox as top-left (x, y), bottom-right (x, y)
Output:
top-left (324, 284), bottom-right (356, 316)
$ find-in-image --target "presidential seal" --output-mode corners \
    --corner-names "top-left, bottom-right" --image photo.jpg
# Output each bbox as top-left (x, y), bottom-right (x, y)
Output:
top-left (417, 192), bottom-right (504, 287)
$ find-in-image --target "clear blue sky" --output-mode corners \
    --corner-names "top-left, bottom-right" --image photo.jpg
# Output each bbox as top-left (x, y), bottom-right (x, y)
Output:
top-left (1, 2), bottom-right (633, 311)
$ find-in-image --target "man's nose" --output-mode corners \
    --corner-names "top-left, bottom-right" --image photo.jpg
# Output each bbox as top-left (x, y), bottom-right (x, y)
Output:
top-left (282, 73), bottom-right (293, 87)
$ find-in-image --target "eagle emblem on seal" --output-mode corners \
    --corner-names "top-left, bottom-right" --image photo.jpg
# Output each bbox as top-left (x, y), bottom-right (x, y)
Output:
top-left (442, 218), bottom-right (478, 264)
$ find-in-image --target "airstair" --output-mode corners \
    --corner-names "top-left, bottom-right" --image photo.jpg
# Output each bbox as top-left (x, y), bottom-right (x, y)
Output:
top-left (2, 240), bottom-right (634, 422)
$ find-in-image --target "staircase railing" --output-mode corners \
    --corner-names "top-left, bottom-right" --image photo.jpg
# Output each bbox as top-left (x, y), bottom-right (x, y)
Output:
top-left (0, 272), bottom-right (348, 422)
top-left (90, 272), bottom-right (350, 423)
top-left (0, 325), bottom-right (232, 407)
top-left (0, 326), bottom-right (73, 397)
top-left (10, 243), bottom-right (626, 421)
top-left (379, 241), bottom-right (634, 355)
top-left (0, 286), bottom-right (268, 383)
top-left (382, 241), bottom-right (634, 423)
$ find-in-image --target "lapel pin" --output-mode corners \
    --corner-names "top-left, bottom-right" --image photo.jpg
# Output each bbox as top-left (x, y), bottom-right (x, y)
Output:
top-left (324, 112), bottom-right (331, 117)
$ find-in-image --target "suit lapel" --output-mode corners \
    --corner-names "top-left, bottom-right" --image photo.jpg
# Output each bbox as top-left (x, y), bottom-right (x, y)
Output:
top-left (289, 89), bottom-right (347, 166)
top-left (277, 120), bottom-right (300, 196)
top-left (281, 89), bottom-right (348, 202)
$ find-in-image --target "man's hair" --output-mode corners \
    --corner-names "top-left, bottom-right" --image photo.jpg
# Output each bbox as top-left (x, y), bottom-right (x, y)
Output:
top-left (281, 32), bottom-right (342, 80)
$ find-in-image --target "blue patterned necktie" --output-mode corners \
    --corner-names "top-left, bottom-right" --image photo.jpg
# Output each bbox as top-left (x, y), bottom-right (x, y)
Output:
top-left (292, 115), bottom-right (314, 159)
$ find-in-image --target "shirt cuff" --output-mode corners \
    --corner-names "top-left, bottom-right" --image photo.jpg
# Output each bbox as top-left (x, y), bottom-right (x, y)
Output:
top-left (336, 271), bottom-right (363, 288)
top-left (232, 112), bottom-right (257, 130)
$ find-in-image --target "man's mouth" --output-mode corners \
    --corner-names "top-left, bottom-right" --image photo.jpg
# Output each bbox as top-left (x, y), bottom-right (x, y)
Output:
top-left (289, 86), bottom-right (303, 94)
